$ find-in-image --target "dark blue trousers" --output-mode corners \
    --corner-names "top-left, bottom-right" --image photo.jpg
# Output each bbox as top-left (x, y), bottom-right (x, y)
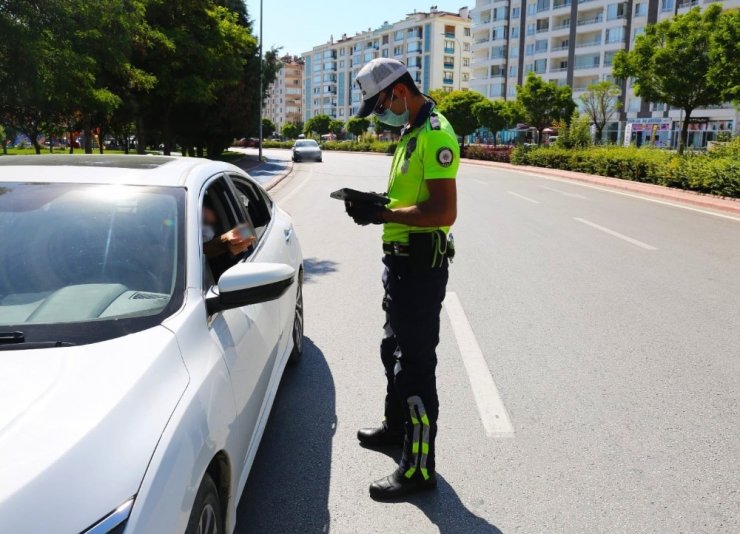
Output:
top-left (380, 254), bottom-right (449, 477)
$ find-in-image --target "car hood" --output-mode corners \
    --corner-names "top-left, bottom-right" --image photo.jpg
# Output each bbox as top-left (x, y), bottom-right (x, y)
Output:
top-left (0, 326), bottom-right (189, 533)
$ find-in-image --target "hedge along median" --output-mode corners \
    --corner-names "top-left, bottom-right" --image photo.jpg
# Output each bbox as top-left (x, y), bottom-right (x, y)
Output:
top-left (261, 140), bottom-right (398, 153)
top-left (510, 140), bottom-right (740, 199)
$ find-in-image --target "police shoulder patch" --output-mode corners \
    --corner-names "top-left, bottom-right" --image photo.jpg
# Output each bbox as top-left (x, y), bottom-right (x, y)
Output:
top-left (436, 147), bottom-right (454, 167)
top-left (429, 114), bottom-right (441, 130)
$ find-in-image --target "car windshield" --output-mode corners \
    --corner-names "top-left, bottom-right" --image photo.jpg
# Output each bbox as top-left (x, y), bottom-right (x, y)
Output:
top-left (295, 140), bottom-right (318, 148)
top-left (0, 182), bottom-right (185, 346)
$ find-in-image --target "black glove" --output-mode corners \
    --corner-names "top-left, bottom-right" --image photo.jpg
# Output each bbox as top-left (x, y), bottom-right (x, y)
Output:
top-left (345, 201), bottom-right (385, 226)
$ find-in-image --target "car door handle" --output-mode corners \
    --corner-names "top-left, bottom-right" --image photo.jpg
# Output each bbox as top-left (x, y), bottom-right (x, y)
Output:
top-left (284, 226), bottom-right (293, 242)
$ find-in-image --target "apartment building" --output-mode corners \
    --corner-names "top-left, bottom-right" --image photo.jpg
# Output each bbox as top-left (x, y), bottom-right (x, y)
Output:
top-left (470, 0), bottom-right (738, 145)
top-left (263, 56), bottom-right (304, 131)
top-left (301, 6), bottom-right (473, 122)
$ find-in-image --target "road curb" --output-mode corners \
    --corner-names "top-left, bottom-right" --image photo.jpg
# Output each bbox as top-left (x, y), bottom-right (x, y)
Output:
top-left (262, 160), bottom-right (295, 191)
top-left (462, 158), bottom-right (740, 216)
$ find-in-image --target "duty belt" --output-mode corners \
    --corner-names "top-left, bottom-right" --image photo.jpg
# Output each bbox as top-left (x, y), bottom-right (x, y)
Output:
top-left (383, 242), bottom-right (410, 256)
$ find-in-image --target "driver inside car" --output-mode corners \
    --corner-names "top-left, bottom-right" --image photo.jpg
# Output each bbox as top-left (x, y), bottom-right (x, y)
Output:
top-left (202, 204), bottom-right (256, 259)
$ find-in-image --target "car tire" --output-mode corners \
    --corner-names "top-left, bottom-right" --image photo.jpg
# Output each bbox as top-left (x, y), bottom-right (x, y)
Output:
top-left (185, 473), bottom-right (223, 534)
top-left (288, 269), bottom-right (304, 365)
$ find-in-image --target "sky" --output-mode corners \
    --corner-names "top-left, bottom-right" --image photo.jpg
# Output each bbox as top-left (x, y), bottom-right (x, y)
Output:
top-left (245, 0), bottom-right (468, 57)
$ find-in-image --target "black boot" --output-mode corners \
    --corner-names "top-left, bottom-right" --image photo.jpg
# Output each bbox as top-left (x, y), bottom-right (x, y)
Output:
top-left (357, 424), bottom-right (404, 449)
top-left (369, 468), bottom-right (437, 501)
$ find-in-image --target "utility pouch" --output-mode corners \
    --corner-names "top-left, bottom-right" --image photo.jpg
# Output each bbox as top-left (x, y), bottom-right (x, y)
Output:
top-left (446, 233), bottom-right (455, 263)
top-left (408, 232), bottom-right (435, 270)
top-left (408, 230), bottom-right (449, 269)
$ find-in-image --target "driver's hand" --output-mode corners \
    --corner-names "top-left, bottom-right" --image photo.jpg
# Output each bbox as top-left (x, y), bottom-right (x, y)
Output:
top-left (221, 229), bottom-right (256, 255)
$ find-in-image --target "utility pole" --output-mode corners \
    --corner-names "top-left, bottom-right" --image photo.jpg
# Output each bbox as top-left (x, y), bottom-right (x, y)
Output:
top-left (258, 0), bottom-right (264, 161)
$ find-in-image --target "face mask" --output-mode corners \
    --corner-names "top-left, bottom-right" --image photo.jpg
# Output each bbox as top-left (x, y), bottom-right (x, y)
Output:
top-left (376, 91), bottom-right (409, 127)
top-left (202, 225), bottom-right (216, 242)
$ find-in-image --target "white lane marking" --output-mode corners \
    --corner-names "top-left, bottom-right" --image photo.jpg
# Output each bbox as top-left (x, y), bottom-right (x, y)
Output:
top-left (474, 179), bottom-right (488, 185)
top-left (467, 164), bottom-right (740, 222)
top-left (275, 166), bottom-right (313, 204)
top-left (508, 191), bottom-right (541, 204)
top-left (574, 217), bottom-right (658, 250)
top-left (540, 185), bottom-right (587, 199)
top-left (444, 292), bottom-right (515, 437)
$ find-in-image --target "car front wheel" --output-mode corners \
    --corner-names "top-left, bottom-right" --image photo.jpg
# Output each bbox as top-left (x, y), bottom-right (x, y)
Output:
top-left (185, 473), bottom-right (223, 534)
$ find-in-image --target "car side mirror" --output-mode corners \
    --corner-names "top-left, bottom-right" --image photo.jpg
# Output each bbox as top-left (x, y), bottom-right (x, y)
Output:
top-left (206, 262), bottom-right (295, 315)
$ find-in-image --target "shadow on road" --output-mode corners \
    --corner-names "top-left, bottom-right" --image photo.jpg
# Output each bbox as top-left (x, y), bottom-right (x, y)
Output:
top-left (400, 474), bottom-right (504, 534)
top-left (235, 337), bottom-right (335, 533)
top-left (303, 257), bottom-right (339, 283)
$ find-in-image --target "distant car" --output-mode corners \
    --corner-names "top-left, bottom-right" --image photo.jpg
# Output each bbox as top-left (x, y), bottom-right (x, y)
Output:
top-left (292, 139), bottom-right (322, 162)
top-left (0, 155), bottom-right (304, 534)
top-left (546, 136), bottom-right (559, 146)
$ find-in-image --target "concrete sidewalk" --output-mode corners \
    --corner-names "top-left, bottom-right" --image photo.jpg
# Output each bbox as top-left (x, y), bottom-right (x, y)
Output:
top-left (232, 154), bottom-right (294, 191)
top-left (463, 158), bottom-right (740, 216)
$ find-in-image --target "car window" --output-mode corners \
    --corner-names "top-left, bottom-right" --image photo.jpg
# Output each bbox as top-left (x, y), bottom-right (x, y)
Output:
top-left (228, 175), bottom-right (272, 241)
top-left (295, 140), bottom-right (318, 147)
top-left (201, 177), bottom-right (248, 288)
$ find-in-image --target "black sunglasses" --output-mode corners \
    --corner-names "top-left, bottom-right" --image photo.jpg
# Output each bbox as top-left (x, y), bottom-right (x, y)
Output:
top-left (373, 85), bottom-right (397, 115)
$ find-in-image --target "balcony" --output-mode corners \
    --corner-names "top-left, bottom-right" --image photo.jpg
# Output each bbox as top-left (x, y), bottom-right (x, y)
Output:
top-left (475, 36), bottom-right (491, 44)
top-left (552, 21), bottom-right (571, 30)
top-left (443, 78), bottom-right (454, 85)
top-left (444, 62), bottom-right (455, 69)
top-left (553, 0), bottom-right (572, 9)
top-left (576, 38), bottom-right (602, 48)
top-left (577, 15), bottom-right (604, 26)
top-left (444, 32), bottom-right (456, 38)
top-left (537, 26), bottom-right (551, 33)
top-left (444, 47), bottom-right (455, 54)
top-left (574, 62), bottom-right (601, 70)
top-left (550, 66), bottom-right (568, 72)
top-left (551, 44), bottom-right (570, 52)
top-left (678, 0), bottom-right (699, 7)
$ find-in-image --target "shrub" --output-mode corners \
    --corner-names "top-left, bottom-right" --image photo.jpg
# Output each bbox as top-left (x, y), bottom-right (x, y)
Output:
top-left (511, 145), bottom-right (739, 198)
top-left (262, 140), bottom-right (294, 149)
top-left (462, 145), bottom-right (513, 163)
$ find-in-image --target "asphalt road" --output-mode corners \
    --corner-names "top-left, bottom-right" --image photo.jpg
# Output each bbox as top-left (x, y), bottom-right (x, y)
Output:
top-left (235, 148), bottom-right (740, 534)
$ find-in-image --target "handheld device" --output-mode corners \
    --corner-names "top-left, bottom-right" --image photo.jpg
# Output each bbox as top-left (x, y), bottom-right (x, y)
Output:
top-left (329, 188), bottom-right (390, 206)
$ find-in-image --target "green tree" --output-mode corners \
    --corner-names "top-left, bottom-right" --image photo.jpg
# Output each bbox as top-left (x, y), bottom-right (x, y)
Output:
top-left (578, 81), bottom-right (621, 144)
top-left (472, 100), bottom-right (508, 145)
top-left (304, 114), bottom-right (332, 137)
top-left (346, 116), bottom-right (371, 139)
top-left (282, 122), bottom-right (300, 139)
top-left (437, 90), bottom-right (487, 148)
top-left (516, 72), bottom-right (576, 144)
top-left (262, 118), bottom-right (276, 139)
top-left (0, 125), bottom-right (6, 155)
top-left (328, 119), bottom-right (345, 138)
top-left (554, 112), bottom-right (592, 149)
top-left (613, 5), bottom-right (738, 154)
top-left (429, 89), bottom-right (452, 107)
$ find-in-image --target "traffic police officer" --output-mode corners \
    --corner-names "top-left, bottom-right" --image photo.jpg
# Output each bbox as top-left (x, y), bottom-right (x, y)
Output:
top-left (345, 58), bottom-right (458, 500)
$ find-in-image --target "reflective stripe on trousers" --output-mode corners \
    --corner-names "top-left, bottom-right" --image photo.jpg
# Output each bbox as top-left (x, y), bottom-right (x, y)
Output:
top-left (404, 396), bottom-right (431, 480)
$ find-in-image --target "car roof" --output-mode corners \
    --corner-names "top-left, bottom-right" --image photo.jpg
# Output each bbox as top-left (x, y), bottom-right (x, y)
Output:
top-left (0, 155), bottom-right (243, 188)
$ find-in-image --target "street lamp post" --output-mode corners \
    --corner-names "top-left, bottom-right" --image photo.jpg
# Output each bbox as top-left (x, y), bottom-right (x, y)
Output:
top-left (258, 0), bottom-right (263, 161)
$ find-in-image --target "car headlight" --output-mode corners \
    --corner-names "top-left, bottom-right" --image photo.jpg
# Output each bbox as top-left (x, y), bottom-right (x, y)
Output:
top-left (82, 497), bottom-right (135, 534)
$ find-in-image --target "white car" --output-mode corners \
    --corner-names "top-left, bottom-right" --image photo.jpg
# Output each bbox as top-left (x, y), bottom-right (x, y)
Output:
top-left (291, 139), bottom-right (322, 162)
top-left (0, 155), bottom-right (304, 534)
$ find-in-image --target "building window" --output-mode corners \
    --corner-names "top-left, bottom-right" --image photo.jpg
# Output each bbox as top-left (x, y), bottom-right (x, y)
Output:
top-left (463, 57), bottom-right (470, 67)
top-left (443, 71), bottom-right (454, 84)
top-left (445, 40), bottom-right (456, 52)
top-left (534, 59), bottom-right (547, 73)
top-left (393, 46), bottom-right (403, 56)
top-left (509, 65), bottom-right (518, 77)
top-left (525, 63), bottom-right (534, 73)
top-left (535, 39), bottom-right (548, 53)
top-left (510, 44), bottom-right (519, 58)
top-left (464, 27), bottom-right (471, 37)
top-left (395, 30), bottom-right (404, 41)
top-left (527, 4), bottom-right (536, 15)
top-left (525, 43), bottom-right (535, 56)
top-left (527, 24), bottom-right (535, 36)
top-left (382, 35), bottom-right (389, 45)
top-left (607, 2), bottom-right (627, 20)
top-left (492, 45), bottom-right (507, 59)
top-left (634, 2), bottom-right (647, 16)
top-left (606, 27), bottom-right (625, 44)
top-left (537, 0), bottom-right (550, 11)
top-left (661, 0), bottom-right (674, 11)
top-left (339, 60), bottom-right (344, 68)
top-left (382, 49), bottom-right (389, 58)
top-left (463, 73), bottom-right (470, 82)
top-left (511, 26), bottom-right (520, 38)
top-left (464, 42), bottom-right (471, 51)
top-left (508, 85), bottom-right (517, 97)
top-left (604, 51), bottom-right (616, 66)
top-left (512, 7), bottom-right (521, 17)
top-left (632, 27), bottom-right (645, 42)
